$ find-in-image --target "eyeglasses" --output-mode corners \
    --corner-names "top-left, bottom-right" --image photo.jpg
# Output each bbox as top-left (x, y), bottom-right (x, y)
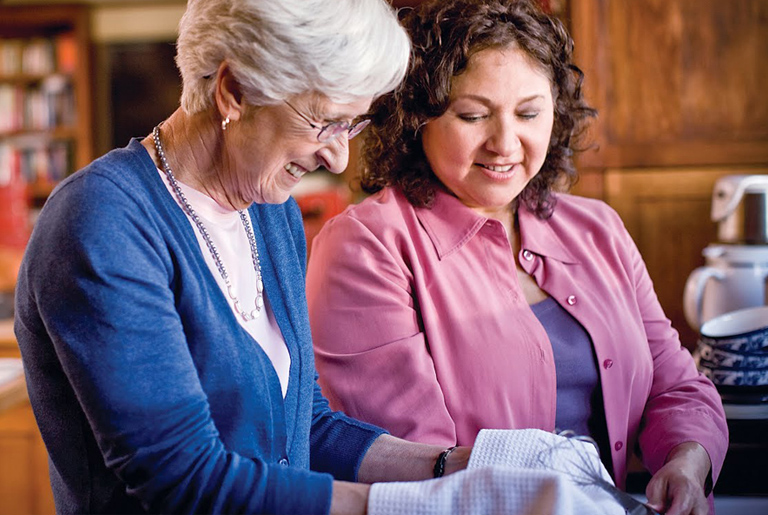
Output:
top-left (284, 101), bottom-right (371, 143)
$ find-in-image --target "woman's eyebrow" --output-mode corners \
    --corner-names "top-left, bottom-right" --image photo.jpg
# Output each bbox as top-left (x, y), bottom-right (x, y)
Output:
top-left (451, 93), bottom-right (547, 105)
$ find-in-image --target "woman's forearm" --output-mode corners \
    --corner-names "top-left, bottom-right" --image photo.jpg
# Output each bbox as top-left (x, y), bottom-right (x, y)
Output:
top-left (331, 435), bottom-right (471, 515)
top-left (330, 481), bottom-right (370, 515)
top-left (666, 441), bottom-right (712, 490)
top-left (357, 434), bottom-right (471, 483)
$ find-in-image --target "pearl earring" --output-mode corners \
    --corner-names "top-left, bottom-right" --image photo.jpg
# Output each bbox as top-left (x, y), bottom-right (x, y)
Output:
top-left (221, 115), bottom-right (231, 131)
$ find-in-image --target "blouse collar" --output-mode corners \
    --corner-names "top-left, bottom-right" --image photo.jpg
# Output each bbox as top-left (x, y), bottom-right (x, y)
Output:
top-left (413, 187), bottom-right (579, 264)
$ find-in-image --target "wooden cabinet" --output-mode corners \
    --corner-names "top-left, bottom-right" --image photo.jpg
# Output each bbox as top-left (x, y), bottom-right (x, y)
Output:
top-left (0, 400), bottom-right (54, 515)
top-left (568, 0), bottom-right (768, 342)
top-left (0, 4), bottom-right (93, 242)
top-left (570, 0), bottom-right (768, 169)
top-left (0, 321), bottom-right (54, 515)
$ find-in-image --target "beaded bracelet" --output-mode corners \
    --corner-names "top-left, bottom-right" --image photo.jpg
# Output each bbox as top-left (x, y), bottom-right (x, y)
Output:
top-left (432, 446), bottom-right (458, 478)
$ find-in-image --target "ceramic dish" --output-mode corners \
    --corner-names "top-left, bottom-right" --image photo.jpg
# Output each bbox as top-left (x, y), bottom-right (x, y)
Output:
top-left (697, 342), bottom-right (768, 369)
top-left (699, 366), bottom-right (768, 387)
top-left (699, 306), bottom-right (768, 353)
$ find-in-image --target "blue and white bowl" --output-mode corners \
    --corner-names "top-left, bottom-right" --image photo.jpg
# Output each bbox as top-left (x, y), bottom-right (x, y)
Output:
top-left (699, 306), bottom-right (768, 354)
top-left (698, 343), bottom-right (768, 370)
top-left (696, 306), bottom-right (768, 390)
top-left (699, 366), bottom-right (768, 387)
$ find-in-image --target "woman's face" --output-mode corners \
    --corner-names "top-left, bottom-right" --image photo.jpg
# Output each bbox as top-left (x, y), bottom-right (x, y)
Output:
top-left (226, 92), bottom-right (372, 206)
top-left (421, 46), bottom-right (554, 220)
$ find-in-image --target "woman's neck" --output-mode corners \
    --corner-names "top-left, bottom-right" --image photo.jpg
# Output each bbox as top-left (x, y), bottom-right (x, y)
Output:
top-left (142, 108), bottom-right (238, 210)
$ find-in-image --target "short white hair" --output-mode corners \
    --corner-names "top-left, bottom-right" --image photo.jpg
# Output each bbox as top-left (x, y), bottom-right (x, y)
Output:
top-left (176, 0), bottom-right (411, 113)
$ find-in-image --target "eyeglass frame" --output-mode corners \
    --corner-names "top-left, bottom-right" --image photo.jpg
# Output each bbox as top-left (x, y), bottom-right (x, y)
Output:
top-left (284, 101), bottom-right (371, 143)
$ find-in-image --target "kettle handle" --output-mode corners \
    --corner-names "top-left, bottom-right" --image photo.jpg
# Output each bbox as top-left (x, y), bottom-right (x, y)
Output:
top-left (712, 175), bottom-right (768, 222)
top-left (683, 266), bottom-right (726, 330)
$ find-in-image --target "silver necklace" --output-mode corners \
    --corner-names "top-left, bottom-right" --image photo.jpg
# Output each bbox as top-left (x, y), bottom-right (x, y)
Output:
top-left (152, 124), bottom-right (264, 321)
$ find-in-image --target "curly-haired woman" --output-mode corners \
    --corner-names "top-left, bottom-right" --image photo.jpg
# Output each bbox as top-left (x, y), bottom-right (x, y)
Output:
top-left (306, 1), bottom-right (727, 513)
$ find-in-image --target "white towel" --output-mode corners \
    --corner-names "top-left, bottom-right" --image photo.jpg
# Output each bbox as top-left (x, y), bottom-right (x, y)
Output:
top-left (468, 428), bottom-right (614, 484)
top-left (368, 429), bottom-right (626, 515)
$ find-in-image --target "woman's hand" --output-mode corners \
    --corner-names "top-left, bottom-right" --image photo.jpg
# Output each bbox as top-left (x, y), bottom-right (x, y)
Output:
top-left (645, 441), bottom-right (712, 515)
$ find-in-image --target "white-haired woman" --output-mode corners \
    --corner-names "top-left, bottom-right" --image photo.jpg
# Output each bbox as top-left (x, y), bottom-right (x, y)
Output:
top-left (13, 1), bottom-right (478, 513)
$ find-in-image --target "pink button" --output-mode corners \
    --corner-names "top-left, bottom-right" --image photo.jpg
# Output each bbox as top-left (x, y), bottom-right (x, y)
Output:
top-left (566, 295), bottom-right (576, 305)
top-left (603, 359), bottom-right (613, 369)
top-left (614, 441), bottom-right (623, 451)
top-left (522, 250), bottom-right (534, 261)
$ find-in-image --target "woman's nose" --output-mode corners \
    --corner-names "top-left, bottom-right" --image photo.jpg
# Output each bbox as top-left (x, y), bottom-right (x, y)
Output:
top-left (316, 136), bottom-right (350, 175)
top-left (486, 118), bottom-right (522, 156)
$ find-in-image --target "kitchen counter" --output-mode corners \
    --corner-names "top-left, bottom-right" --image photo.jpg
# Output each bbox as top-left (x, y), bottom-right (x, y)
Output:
top-left (0, 318), bottom-right (26, 413)
top-left (0, 358), bottom-right (25, 413)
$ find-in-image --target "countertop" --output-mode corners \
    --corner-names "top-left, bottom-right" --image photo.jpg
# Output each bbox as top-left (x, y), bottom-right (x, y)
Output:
top-left (0, 359), bottom-right (25, 413)
top-left (0, 318), bottom-right (26, 413)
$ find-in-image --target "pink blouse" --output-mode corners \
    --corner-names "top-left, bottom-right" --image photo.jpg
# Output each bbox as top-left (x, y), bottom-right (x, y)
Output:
top-left (305, 187), bottom-right (728, 489)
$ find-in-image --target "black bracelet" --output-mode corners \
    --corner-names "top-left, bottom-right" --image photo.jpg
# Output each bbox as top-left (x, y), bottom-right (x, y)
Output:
top-left (433, 446), bottom-right (458, 478)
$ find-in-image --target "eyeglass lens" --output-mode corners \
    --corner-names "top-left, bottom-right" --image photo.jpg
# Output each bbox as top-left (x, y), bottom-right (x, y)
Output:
top-left (318, 119), bottom-right (371, 142)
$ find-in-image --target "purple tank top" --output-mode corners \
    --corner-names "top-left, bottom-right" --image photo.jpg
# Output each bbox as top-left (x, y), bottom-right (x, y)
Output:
top-left (530, 296), bottom-right (611, 466)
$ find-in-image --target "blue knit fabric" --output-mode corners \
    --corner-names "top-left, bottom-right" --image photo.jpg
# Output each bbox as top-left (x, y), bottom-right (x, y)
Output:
top-left (14, 139), bottom-right (385, 514)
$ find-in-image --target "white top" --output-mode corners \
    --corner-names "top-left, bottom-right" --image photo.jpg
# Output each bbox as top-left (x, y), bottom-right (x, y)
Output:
top-left (158, 168), bottom-right (290, 397)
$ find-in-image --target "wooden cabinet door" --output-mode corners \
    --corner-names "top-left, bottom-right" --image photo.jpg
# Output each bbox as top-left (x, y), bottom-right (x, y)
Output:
top-left (604, 166), bottom-right (766, 348)
top-left (570, 0), bottom-right (768, 169)
top-left (0, 402), bottom-right (54, 515)
top-left (0, 331), bottom-right (54, 515)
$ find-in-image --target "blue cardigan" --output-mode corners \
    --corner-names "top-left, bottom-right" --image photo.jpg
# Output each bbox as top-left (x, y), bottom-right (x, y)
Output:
top-left (15, 139), bottom-right (385, 514)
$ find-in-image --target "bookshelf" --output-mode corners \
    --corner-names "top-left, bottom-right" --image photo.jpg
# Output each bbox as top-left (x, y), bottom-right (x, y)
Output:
top-left (0, 4), bottom-right (93, 248)
top-left (0, 7), bottom-right (91, 513)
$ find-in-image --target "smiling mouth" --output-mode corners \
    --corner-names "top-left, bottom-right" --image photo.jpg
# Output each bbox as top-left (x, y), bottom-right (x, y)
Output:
top-left (478, 163), bottom-right (516, 173)
top-left (284, 163), bottom-right (305, 178)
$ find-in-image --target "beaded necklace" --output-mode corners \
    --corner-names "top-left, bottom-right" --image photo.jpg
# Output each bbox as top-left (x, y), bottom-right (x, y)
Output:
top-left (153, 124), bottom-right (264, 321)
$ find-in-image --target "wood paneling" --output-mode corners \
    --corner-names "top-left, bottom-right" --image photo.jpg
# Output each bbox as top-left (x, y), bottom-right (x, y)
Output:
top-left (604, 166), bottom-right (766, 348)
top-left (571, 0), bottom-right (768, 169)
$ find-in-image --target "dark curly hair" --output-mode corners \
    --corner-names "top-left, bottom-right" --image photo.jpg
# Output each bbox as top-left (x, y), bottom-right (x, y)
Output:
top-left (360, 0), bottom-right (596, 219)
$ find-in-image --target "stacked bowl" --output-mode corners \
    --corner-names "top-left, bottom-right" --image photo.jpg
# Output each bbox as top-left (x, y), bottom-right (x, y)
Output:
top-left (696, 306), bottom-right (768, 408)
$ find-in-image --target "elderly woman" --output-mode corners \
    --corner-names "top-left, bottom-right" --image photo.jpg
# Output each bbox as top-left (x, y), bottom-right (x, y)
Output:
top-left (12, 1), bottom-right (490, 513)
top-left (306, 0), bottom-right (728, 514)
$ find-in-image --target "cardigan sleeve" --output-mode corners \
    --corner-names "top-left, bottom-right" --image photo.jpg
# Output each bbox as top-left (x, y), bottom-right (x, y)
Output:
top-left (306, 212), bottom-right (458, 445)
top-left (16, 172), bottom-right (334, 515)
top-left (309, 370), bottom-right (388, 481)
top-left (617, 213), bottom-right (729, 484)
top-left (255, 198), bottom-right (385, 481)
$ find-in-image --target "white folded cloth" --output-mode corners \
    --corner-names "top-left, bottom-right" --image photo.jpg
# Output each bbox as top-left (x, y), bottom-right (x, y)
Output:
top-left (468, 428), bottom-right (613, 483)
top-left (368, 429), bottom-right (626, 515)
